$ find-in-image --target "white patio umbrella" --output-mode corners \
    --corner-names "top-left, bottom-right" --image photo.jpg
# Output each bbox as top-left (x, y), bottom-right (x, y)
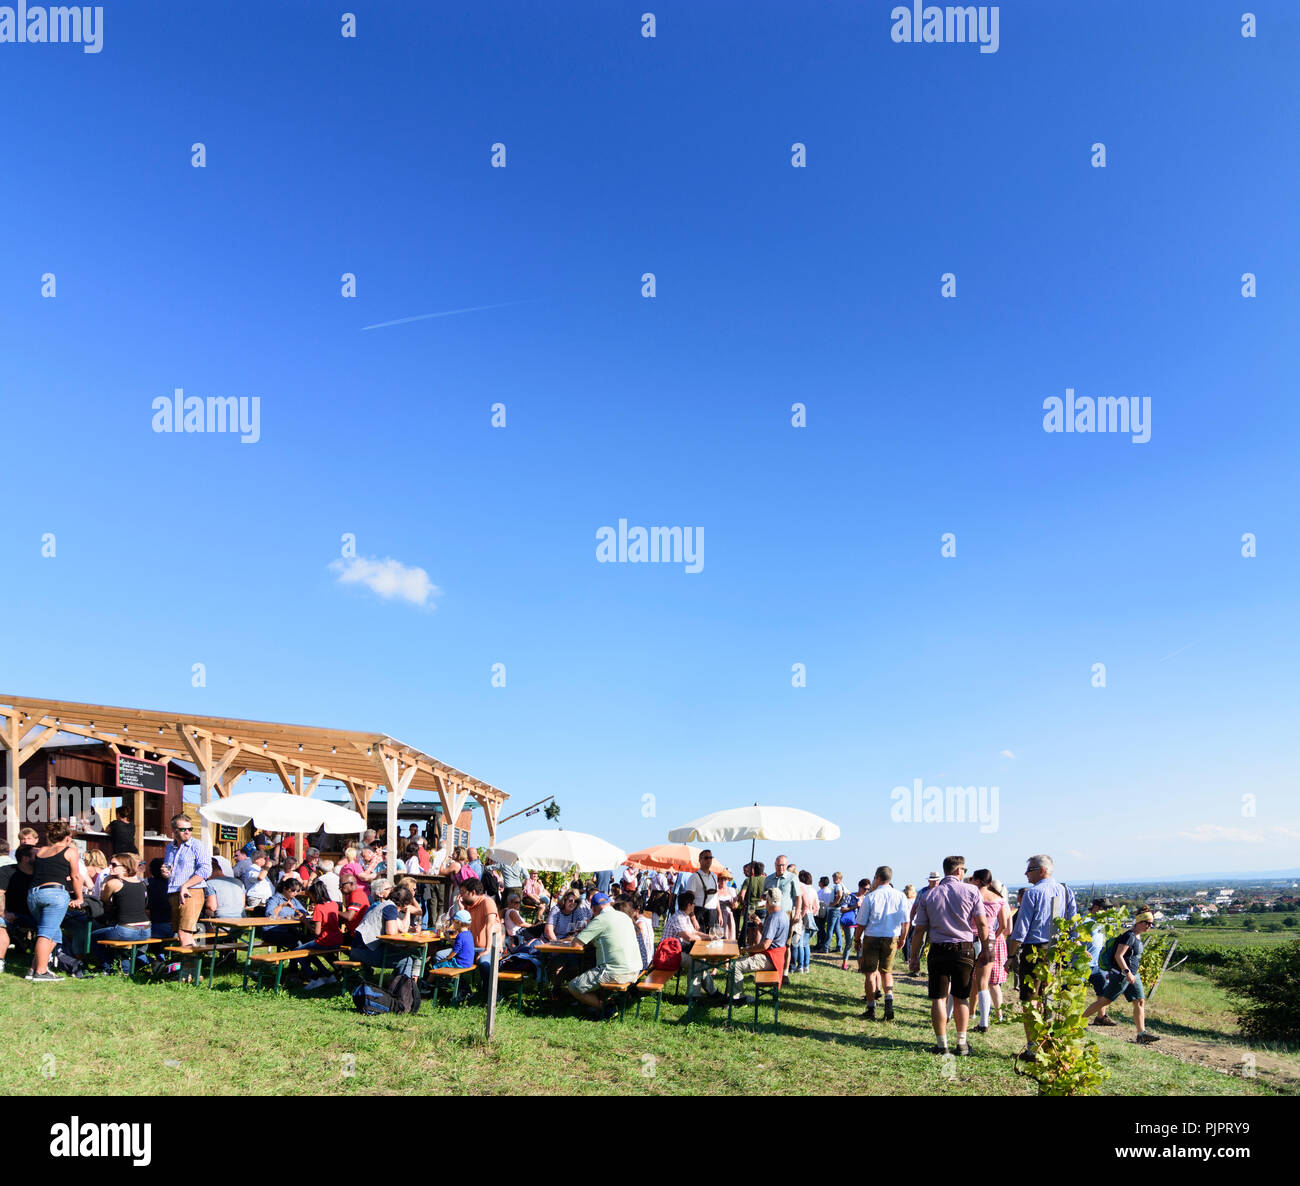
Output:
top-left (199, 791), bottom-right (366, 835)
top-left (667, 803), bottom-right (840, 862)
top-left (486, 829), bottom-right (627, 874)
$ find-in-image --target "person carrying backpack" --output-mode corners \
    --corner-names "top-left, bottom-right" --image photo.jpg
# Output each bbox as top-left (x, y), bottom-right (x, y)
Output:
top-left (1084, 910), bottom-right (1161, 1043)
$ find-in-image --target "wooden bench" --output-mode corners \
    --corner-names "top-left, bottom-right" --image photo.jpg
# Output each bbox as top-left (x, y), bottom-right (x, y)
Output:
top-left (96, 937), bottom-right (162, 980)
top-left (753, 968), bottom-right (782, 1029)
top-left (427, 965), bottom-right (474, 1006)
top-left (329, 958), bottom-right (372, 999)
top-left (164, 945), bottom-right (222, 985)
top-left (634, 968), bottom-right (675, 1022)
top-left (595, 976), bottom-right (639, 1021)
top-left (494, 968), bottom-right (535, 1012)
top-left (248, 948), bottom-right (314, 993)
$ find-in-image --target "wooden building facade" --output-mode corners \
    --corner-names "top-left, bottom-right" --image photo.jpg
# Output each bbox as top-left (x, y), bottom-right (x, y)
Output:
top-left (12, 741), bottom-right (198, 869)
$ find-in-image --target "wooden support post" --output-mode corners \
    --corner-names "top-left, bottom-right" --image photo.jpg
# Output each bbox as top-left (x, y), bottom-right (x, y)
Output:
top-left (485, 934), bottom-right (500, 1041)
top-left (1, 710), bottom-right (58, 848)
top-left (434, 773), bottom-right (470, 848)
top-left (372, 749), bottom-right (417, 873)
top-left (134, 789), bottom-right (145, 855)
top-left (176, 728), bottom-right (215, 851)
top-left (480, 796), bottom-right (501, 847)
top-left (1, 712), bottom-right (20, 850)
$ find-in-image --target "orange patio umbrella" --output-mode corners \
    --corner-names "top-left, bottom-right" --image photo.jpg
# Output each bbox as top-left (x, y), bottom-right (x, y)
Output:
top-left (625, 843), bottom-right (732, 880)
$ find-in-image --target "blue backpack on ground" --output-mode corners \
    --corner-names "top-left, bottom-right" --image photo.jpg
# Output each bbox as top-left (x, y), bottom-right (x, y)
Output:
top-left (353, 983), bottom-right (397, 1014)
top-left (353, 973), bottom-right (420, 1015)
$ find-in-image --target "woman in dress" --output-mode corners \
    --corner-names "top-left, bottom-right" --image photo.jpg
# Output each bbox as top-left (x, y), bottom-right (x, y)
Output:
top-left (970, 868), bottom-right (1012, 1030)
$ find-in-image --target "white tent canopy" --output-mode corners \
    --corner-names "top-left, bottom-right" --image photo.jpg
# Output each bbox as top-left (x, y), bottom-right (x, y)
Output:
top-left (667, 804), bottom-right (840, 844)
top-left (199, 791), bottom-right (365, 835)
top-left (487, 828), bottom-right (627, 874)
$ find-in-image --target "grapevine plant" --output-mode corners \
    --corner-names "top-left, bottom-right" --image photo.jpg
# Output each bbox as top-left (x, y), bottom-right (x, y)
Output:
top-left (1018, 906), bottom-right (1127, 1096)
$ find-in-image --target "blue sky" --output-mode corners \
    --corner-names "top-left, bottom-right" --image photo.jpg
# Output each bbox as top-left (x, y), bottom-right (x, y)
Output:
top-left (2, 2), bottom-right (1297, 885)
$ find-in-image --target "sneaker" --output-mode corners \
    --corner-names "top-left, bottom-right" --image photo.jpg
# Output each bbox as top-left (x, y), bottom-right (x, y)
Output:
top-left (0, 958), bottom-right (4, 974)
top-left (1135, 1031), bottom-right (1162, 1044)
top-left (861, 1007), bottom-right (876, 1020)
top-left (1017, 1048), bottom-right (1038, 1063)
top-left (29, 970), bottom-right (65, 982)
top-left (734, 994), bottom-right (755, 1007)
top-left (975, 1024), bottom-right (989, 1034)
top-left (304, 976), bottom-right (333, 991)
top-left (1092, 1015), bottom-right (1118, 1027)
top-left (883, 1002), bottom-right (895, 1021)
top-left (955, 1043), bottom-right (972, 1057)
top-left (928, 1044), bottom-right (950, 1055)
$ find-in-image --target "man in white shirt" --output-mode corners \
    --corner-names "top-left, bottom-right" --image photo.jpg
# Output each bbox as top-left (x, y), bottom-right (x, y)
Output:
top-left (686, 850), bottom-right (721, 932)
top-left (317, 859), bottom-right (342, 904)
top-left (856, 865), bottom-right (911, 1021)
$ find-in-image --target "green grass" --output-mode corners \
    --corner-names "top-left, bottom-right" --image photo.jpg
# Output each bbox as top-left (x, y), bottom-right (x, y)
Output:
top-left (0, 950), bottom-right (1282, 1096)
top-left (1166, 923), bottom-right (1299, 952)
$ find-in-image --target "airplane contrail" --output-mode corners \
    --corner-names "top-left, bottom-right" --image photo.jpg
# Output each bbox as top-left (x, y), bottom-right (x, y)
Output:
top-left (361, 300), bottom-right (533, 331)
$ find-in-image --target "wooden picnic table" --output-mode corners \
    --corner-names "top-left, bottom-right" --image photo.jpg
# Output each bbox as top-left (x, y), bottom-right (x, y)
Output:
top-left (532, 939), bottom-right (586, 988)
top-left (205, 916), bottom-right (307, 990)
top-left (689, 939), bottom-right (742, 1025)
top-left (380, 930), bottom-right (444, 980)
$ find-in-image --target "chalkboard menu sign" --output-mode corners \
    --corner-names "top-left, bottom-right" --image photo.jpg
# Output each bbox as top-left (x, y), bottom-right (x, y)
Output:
top-left (218, 824), bottom-right (239, 843)
top-left (116, 754), bottom-right (168, 795)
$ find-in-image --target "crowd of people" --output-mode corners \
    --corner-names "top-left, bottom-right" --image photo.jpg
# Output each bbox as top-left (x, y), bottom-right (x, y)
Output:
top-left (0, 817), bottom-right (514, 987)
top-left (0, 824), bottom-right (1163, 1054)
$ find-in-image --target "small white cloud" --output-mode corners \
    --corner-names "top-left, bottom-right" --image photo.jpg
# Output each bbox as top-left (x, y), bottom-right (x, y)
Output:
top-left (1066, 848), bottom-right (1086, 859)
top-left (329, 556), bottom-right (440, 608)
top-left (999, 749), bottom-right (1016, 759)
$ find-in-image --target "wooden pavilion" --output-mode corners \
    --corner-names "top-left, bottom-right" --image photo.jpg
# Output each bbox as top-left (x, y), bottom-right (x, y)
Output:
top-left (0, 694), bottom-right (508, 856)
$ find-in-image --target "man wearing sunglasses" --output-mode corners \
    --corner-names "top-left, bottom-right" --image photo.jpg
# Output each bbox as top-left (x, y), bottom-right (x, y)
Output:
top-left (160, 815), bottom-right (212, 947)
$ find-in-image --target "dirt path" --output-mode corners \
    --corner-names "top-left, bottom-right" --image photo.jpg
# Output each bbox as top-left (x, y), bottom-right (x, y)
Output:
top-left (1096, 1026), bottom-right (1299, 1093)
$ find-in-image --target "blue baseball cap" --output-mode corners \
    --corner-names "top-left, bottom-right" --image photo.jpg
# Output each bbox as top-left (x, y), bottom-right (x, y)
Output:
top-left (453, 909), bottom-right (471, 923)
top-left (590, 891), bottom-right (611, 907)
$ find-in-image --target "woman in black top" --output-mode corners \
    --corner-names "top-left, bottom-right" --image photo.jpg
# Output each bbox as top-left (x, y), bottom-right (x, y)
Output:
top-left (92, 853), bottom-right (152, 972)
top-left (106, 806), bottom-right (138, 855)
top-left (28, 821), bottom-right (84, 981)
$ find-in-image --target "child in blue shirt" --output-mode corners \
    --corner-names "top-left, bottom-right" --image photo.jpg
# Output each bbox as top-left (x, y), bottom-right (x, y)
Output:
top-left (430, 910), bottom-right (475, 970)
